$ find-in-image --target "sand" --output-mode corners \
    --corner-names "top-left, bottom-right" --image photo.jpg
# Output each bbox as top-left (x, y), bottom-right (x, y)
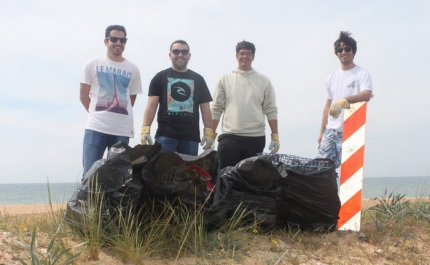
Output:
top-left (0, 203), bottom-right (67, 216)
top-left (2, 199), bottom-right (428, 265)
top-left (0, 200), bottom-right (380, 217)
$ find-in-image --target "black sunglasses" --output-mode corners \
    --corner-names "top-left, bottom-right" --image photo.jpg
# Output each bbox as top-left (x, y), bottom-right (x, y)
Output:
top-left (106, 36), bottom-right (128, 44)
top-left (336, 47), bottom-right (352, 53)
top-left (171, 49), bottom-right (189, 55)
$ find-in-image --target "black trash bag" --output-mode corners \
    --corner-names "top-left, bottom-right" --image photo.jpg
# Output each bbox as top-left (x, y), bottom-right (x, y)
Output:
top-left (141, 149), bottom-right (219, 207)
top-left (260, 154), bottom-right (340, 231)
top-left (65, 141), bottom-right (161, 230)
top-left (208, 157), bottom-right (283, 230)
top-left (209, 154), bottom-right (340, 232)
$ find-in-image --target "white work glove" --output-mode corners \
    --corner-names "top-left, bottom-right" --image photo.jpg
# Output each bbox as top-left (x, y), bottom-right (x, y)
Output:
top-left (269, 133), bottom-right (280, 154)
top-left (200, 127), bottom-right (217, 150)
top-left (329, 98), bottom-right (350, 119)
top-left (140, 125), bottom-right (153, 145)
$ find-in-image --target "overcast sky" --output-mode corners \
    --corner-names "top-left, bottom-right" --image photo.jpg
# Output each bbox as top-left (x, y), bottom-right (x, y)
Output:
top-left (1, 0), bottom-right (429, 184)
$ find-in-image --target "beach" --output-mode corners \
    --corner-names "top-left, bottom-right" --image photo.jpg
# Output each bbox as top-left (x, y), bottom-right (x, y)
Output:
top-left (2, 199), bottom-right (430, 265)
top-left (0, 203), bottom-right (66, 216)
top-left (1, 200), bottom-right (380, 216)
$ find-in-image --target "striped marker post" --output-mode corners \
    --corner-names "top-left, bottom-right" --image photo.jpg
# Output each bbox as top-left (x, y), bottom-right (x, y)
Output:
top-left (337, 102), bottom-right (367, 231)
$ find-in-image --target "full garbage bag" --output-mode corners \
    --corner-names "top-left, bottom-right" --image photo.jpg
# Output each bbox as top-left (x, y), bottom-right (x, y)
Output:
top-left (141, 149), bottom-right (219, 206)
top-left (209, 154), bottom-right (340, 231)
top-left (66, 141), bottom-right (340, 232)
top-left (65, 141), bottom-right (161, 229)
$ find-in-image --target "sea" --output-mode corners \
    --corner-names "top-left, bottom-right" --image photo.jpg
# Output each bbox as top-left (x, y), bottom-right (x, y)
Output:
top-left (1, 176), bottom-right (430, 205)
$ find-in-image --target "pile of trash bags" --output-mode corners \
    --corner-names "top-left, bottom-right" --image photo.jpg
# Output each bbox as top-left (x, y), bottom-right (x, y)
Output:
top-left (66, 141), bottom-right (340, 232)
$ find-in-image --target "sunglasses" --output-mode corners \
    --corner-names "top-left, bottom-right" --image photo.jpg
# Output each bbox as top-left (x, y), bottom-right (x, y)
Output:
top-left (336, 47), bottom-right (352, 53)
top-left (106, 36), bottom-right (128, 44)
top-left (171, 49), bottom-right (189, 55)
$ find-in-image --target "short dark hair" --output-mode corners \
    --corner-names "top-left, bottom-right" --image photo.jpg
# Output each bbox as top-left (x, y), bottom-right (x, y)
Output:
top-left (334, 31), bottom-right (357, 55)
top-left (170, 40), bottom-right (190, 51)
top-left (105, 25), bottom-right (127, 39)
top-left (236, 40), bottom-right (256, 54)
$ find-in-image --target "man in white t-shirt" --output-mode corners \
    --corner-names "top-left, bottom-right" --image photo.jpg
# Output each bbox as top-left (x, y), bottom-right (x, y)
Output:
top-left (79, 25), bottom-right (142, 180)
top-left (317, 31), bottom-right (373, 168)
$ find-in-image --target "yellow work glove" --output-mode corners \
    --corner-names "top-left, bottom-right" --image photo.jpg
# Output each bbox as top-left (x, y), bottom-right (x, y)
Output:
top-left (200, 127), bottom-right (217, 150)
top-left (140, 125), bottom-right (153, 145)
top-left (269, 133), bottom-right (280, 154)
top-left (329, 98), bottom-right (350, 119)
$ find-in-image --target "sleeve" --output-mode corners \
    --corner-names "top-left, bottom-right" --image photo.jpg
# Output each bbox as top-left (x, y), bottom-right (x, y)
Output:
top-left (197, 75), bottom-right (212, 104)
top-left (326, 74), bottom-right (333, 100)
top-left (80, 60), bottom-right (93, 85)
top-left (262, 79), bottom-right (278, 120)
top-left (129, 65), bottom-right (143, 95)
top-left (148, 71), bottom-right (163, 96)
top-left (359, 72), bottom-right (373, 96)
top-left (210, 76), bottom-right (226, 120)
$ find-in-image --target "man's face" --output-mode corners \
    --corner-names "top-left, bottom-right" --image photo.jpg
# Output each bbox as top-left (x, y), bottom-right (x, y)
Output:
top-left (236, 49), bottom-right (254, 70)
top-left (104, 30), bottom-right (126, 57)
top-left (336, 42), bottom-right (354, 65)
top-left (169, 43), bottom-right (191, 71)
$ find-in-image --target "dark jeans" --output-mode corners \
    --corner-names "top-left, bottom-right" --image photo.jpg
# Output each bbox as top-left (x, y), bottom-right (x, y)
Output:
top-left (217, 134), bottom-right (265, 169)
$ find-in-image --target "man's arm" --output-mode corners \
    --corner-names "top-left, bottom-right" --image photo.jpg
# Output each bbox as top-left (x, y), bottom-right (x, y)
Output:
top-left (345, 90), bottom-right (372, 104)
top-left (200, 102), bottom-right (212, 128)
top-left (212, 119), bottom-right (220, 132)
top-left (268, 120), bottom-right (278, 134)
top-left (142, 96), bottom-right (159, 126)
top-left (318, 99), bottom-right (332, 145)
top-left (79, 83), bottom-right (91, 112)
top-left (211, 78), bottom-right (225, 132)
top-left (130, 95), bottom-right (137, 107)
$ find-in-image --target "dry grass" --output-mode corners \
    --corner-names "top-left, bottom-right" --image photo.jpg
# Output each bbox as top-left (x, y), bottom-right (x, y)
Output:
top-left (2, 193), bottom-right (430, 265)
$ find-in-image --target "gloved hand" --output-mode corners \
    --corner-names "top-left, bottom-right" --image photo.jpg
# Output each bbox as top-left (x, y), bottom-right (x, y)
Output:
top-left (329, 98), bottom-right (350, 118)
top-left (200, 127), bottom-right (217, 150)
top-left (140, 125), bottom-right (153, 145)
top-left (269, 133), bottom-right (280, 153)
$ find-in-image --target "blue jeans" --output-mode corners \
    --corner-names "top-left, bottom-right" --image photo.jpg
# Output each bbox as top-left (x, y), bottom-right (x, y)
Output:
top-left (82, 129), bottom-right (129, 180)
top-left (155, 136), bottom-right (199, 156)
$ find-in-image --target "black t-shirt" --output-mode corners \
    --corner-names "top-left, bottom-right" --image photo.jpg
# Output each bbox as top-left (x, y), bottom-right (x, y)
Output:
top-left (148, 68), bottom-right (212, 141)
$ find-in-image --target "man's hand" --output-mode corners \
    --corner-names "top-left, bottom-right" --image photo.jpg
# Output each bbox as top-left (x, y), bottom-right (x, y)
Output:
top-left (329, 98), bottom-right (350, 118)
top-left (269, 133), bottom-right (280, 153)
top-left (200, 127), bottom-right (217, 150)
top-left (140, 125), bottom-right (153, 145)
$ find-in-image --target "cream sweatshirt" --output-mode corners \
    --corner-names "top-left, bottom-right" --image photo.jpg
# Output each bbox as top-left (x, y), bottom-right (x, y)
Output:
top-left (211, 69), bottom-right (277, 137)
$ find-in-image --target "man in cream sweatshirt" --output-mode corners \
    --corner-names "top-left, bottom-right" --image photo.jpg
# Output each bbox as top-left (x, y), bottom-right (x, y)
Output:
top-left (211, 40), bottom-right (279, 169)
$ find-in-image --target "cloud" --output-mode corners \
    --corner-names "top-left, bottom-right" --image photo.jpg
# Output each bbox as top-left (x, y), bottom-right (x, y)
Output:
top-left (2, 0), bottom-right (430, 183)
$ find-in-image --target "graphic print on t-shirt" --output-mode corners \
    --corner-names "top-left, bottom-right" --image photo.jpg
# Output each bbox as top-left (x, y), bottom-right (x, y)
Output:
top-left (347, 80), bottom-right (356, 89)
top-left (167, 77), bottom-right (194, 116)
top-left (95, 72), bottom-right (130, 115)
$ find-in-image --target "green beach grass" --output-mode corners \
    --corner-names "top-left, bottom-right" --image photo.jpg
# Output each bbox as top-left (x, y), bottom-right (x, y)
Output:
top-left (1, 186), bottom-right (430, 264)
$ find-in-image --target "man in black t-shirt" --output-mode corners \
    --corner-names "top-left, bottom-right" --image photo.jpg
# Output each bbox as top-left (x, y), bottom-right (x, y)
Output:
top-left (140, 40), bottom-right (215, 155)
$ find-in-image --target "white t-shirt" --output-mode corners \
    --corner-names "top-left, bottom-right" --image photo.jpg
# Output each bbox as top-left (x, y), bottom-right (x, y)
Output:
top-left (326, 65), bottom-right (373, 131)
top-left (81, 55), bottom-right (142, 137)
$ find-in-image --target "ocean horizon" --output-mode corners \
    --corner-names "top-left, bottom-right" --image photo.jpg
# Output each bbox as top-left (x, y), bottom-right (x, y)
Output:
top-left (1, 176), bottom-right (430, 205)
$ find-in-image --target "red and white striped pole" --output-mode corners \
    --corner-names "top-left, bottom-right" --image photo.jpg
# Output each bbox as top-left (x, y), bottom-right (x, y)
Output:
top-left (337, 102), bottom-right (367, 231)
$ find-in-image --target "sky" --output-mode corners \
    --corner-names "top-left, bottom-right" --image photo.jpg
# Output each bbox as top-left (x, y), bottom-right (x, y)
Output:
top-left (1, 0), bottom-right (430, 184)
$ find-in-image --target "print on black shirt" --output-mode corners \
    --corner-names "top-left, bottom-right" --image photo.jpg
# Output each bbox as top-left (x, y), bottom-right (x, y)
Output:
top-left (167, 77), bottom-right (194, 115)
